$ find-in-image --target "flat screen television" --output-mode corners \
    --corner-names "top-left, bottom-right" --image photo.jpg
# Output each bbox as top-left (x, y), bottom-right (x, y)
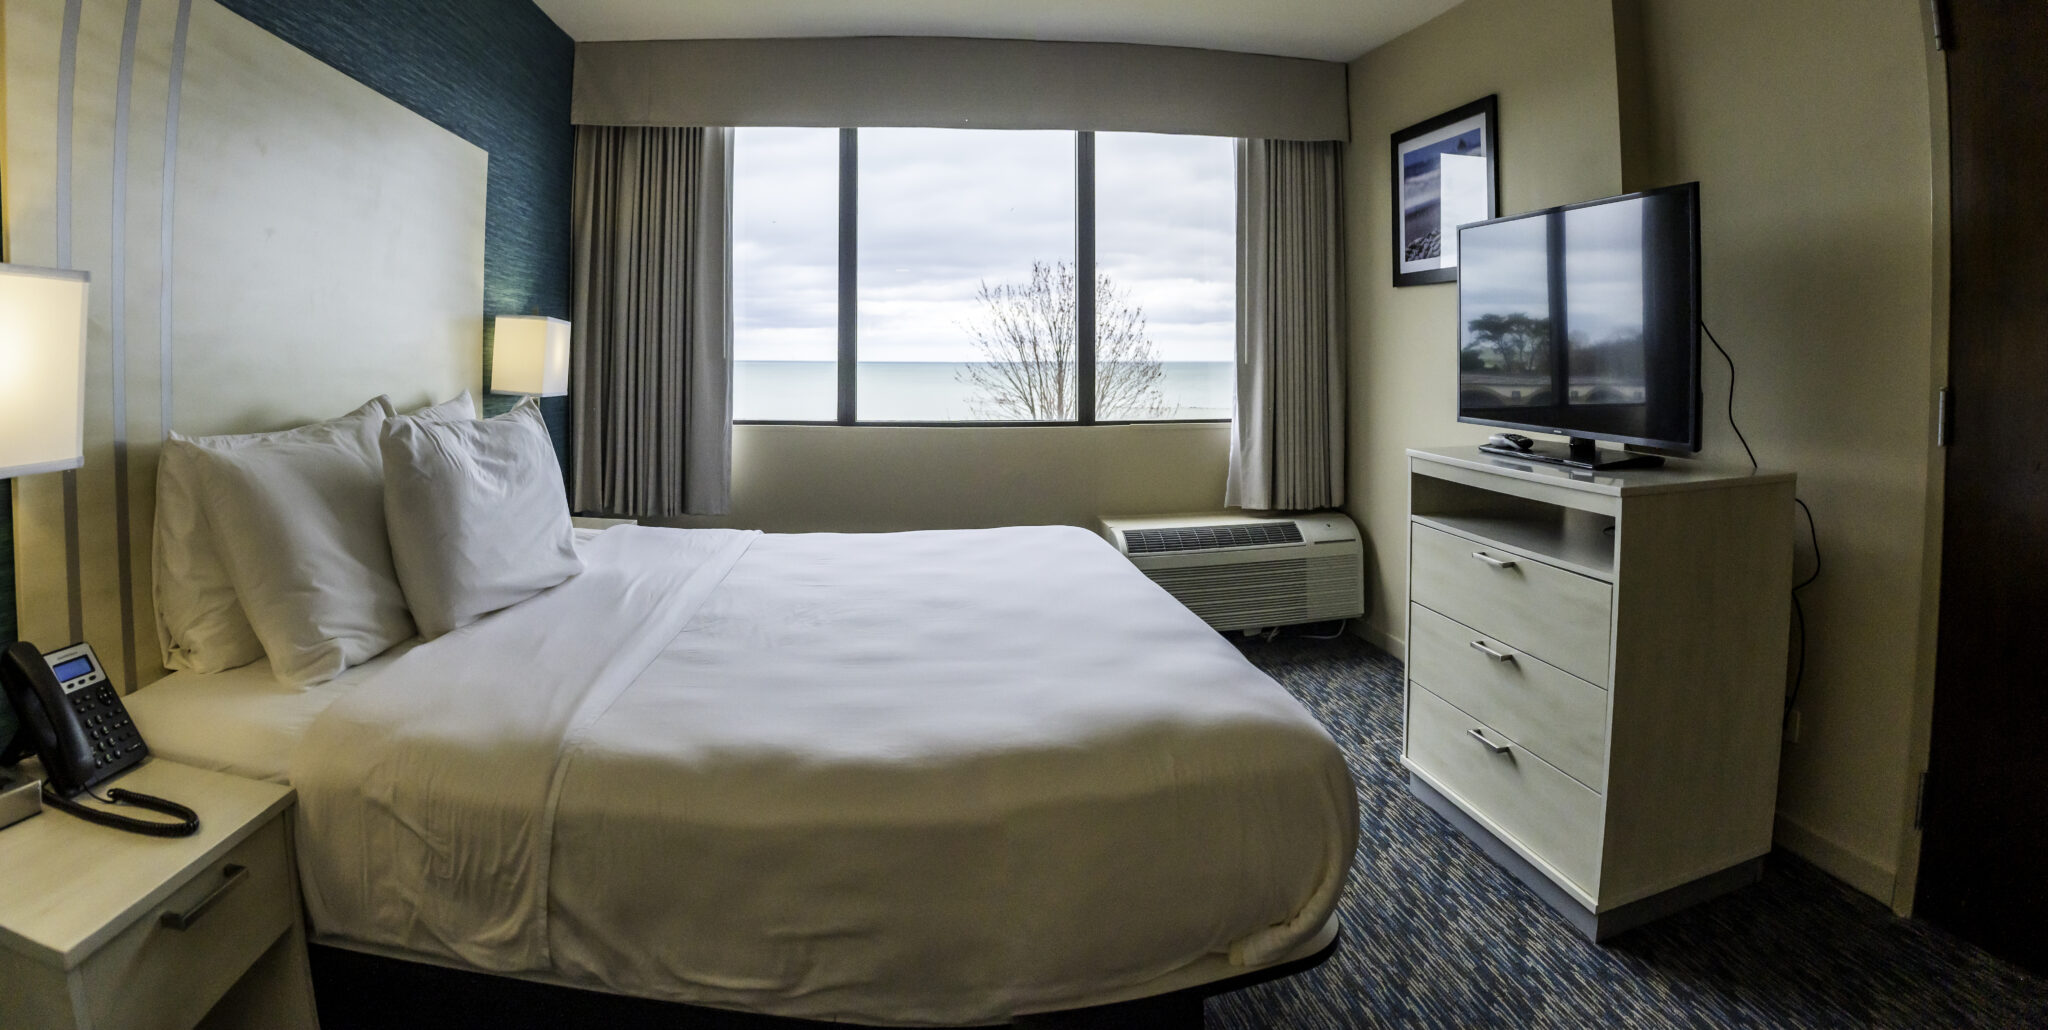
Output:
top-left (1456, 182), bottom-right (1701, 470)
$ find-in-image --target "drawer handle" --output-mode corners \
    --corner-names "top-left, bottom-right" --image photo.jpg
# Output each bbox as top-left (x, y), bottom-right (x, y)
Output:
top-left (1470, 551), bottom-right (1518, 570)
top-left (1469, 641), bottom-right (1515, 663)
top-left (160, 864), bottom-right (248, 932)
top-left (1467, 728), bottom-right (1512, 755)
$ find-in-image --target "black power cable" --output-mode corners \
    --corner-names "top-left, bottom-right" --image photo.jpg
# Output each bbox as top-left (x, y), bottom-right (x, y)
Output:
top-left (1787, 499), bottom-right (1821, 709)
top-left (1701, 320), bottom-right (1821, 711)
top-left (1703, 322), bottom-right (1759, 469)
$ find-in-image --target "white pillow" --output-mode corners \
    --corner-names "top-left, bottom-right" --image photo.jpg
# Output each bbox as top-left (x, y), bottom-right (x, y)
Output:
top-left (189, 401), bottom-right (416, 685)
top-left (405, 389), bottom-right (476, 422)
top-left (380, 398), bottom-right (582, 639)
top-left (153, 397), bottom-right (393, 673)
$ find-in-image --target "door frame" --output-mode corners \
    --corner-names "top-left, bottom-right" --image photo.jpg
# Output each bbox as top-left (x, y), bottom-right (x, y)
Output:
top-left (1890, 0), bottom-right (1954, 920)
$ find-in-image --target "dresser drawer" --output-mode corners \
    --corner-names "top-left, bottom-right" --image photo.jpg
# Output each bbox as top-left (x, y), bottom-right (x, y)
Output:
top-left (1405, 684), bottom-right (1603, 895)
top-left (1408, 602), bottom-right (1610, 789)
top-left (79, 814), bottom-right (295, 1030)
top-left (1409, 522), bottom-right (1612, 685)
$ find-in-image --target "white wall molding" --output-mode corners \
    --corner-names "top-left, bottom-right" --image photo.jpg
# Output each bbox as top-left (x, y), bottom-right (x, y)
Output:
top-left (1774, 811), bottom-right (1896, 903)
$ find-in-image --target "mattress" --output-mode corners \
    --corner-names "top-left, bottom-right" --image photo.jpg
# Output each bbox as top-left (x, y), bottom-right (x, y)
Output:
top-left (129, 525), bottom-right (1358, 1026)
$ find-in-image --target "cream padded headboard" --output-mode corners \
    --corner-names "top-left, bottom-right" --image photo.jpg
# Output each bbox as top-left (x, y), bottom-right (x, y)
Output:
top-left (4, 0), bottom-right (486, 691)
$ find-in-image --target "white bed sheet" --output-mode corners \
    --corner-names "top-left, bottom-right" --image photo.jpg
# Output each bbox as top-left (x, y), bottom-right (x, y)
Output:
top-left (131, 525), bottom-right (1358, 1026)
top-left (129, 530), bottom-right (609, 779)
top-left (126, 640), bottom-right (411, 782)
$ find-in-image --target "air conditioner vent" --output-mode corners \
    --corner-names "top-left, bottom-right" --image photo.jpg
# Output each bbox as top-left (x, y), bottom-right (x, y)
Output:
top-left (1101, 512), bottom-right (1365, 632)
top-left (1124, 522), bottom-right (1303, 554)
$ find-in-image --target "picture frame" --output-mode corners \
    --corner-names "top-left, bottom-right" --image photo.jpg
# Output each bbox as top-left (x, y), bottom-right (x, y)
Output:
top-left (1391, 95), bottom-right (1499, 287)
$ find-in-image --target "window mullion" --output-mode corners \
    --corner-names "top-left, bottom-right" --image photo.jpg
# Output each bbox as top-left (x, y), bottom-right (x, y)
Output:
top-left (1077, 131), bottom-right (1097, 425)
top-left (838, 127), bottom-right (858, 425)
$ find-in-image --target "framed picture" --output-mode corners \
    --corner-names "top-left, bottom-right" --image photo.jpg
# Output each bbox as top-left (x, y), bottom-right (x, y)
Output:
top-left (1391, 95), bottom-right (1498, 287)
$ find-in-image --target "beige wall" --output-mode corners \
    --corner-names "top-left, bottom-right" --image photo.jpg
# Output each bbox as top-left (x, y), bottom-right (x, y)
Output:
top-left (1342, 0), bottom-right (1627, 660)
top-left (659, 423), bottom-right (1231, 533)
top-left (1623, 0), bottom-right (1939, 905)
top-left (1344, 0), bottom-right (1942, 904)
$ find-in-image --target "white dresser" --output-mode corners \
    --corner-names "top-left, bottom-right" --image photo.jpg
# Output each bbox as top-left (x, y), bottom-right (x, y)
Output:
top-left (1402, 447), bottom-right (1795, 939)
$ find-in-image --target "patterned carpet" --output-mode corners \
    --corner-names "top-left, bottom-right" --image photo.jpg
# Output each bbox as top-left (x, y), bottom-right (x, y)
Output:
top-left (1212, 633), bottom-right (2048, 1029)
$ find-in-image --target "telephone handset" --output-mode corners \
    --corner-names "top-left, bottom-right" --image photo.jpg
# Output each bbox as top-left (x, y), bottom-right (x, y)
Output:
top-left (1, 641), bottom-right (198, 837)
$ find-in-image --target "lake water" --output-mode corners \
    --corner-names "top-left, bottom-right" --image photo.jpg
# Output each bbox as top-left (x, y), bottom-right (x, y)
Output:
top-left (735, 361), bottom-right (1234, 422)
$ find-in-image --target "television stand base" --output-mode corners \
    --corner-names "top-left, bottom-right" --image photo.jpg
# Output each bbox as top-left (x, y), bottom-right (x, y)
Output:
top-left (1477, 441), bottom-right (1666, 471)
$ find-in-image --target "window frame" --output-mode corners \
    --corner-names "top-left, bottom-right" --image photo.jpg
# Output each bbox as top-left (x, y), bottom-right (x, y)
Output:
top-left (733, 127), bottom-right (1232, 428)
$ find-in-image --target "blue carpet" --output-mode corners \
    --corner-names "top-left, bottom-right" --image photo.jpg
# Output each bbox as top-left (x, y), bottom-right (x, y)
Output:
top-left (1212, 632), bottom-right (2048, 1029)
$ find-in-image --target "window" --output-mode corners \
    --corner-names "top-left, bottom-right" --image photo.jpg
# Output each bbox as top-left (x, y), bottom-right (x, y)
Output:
top-left (859, 129), bottom-right (1076, 421)
top-left (733, 127), bottom-right (839, 421)
top-left (1095, 132), bottom-right (1236, 420)
top-left (733, 128), bottom-right (1235, 424)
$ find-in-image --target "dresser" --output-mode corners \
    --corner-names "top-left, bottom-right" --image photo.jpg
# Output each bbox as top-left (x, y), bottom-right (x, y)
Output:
top-left (1402, 447), bottom-right (1795, 939)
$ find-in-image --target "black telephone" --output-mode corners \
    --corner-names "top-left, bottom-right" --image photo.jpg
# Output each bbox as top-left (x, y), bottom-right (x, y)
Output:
top-left (1, 640), bottom-right (198, 836)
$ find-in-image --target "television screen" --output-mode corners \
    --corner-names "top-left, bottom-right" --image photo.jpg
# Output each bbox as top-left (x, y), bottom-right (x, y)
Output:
top-left (1456, 183), bottom-right (1700, 453)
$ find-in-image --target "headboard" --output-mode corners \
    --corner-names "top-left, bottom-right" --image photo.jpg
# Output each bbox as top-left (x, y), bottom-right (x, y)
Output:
top-left (4, 0), bottom-right (486, 691)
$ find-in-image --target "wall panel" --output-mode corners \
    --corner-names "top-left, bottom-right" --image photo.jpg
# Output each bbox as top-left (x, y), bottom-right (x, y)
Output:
top-left (214, 0), bottom-right (574, 411)
top-left (2, 0), bottom-right (573, 649)
top-left (3, 0), bottom-right (486, 688)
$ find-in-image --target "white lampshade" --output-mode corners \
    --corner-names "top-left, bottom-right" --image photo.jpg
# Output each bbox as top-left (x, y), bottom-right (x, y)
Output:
top-left (492, 315), bottom-right (571, 397)
top-left (0, 264), bottom-right (90, 478)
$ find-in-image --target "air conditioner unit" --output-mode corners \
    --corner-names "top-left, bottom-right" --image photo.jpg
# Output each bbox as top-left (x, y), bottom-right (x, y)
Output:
top-left (1097, 512), bottom-right (1366, 632)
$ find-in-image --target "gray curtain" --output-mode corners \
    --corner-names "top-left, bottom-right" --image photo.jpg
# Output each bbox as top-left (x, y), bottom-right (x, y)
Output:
top-left (570, 125), bottom-right (733, 517)
top-left (1226, 139), bottom-right (1347, 512)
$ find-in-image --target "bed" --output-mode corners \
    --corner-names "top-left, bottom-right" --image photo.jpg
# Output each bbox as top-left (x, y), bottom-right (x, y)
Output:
top-left (129, 521), bottom-right (1359, 1026)
top-left (8, 16), bottom-right (1363, 1018)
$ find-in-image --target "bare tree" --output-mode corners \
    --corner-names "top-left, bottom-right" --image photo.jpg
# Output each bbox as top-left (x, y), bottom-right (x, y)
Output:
top-left (958, 261), bottom-right (1173, 420)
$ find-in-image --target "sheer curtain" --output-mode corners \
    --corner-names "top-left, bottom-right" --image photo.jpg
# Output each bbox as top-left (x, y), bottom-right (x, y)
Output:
top-left (570, 125), bottom-right (733, 517)
top-left (1227, 139), bottom-right (1347, 512)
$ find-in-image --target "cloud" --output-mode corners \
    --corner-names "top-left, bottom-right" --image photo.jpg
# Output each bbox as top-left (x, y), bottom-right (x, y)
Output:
top-left (734, 127), bottom-right (1236, 363)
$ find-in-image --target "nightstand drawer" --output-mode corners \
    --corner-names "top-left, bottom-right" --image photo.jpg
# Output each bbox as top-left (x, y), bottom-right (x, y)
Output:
top-left (79, 814), bottom-right (294, 1030)
top-left (1408, 602), bottom-right (1610, 789)
top-left (1406, 683), bottom-right (1603, 895)
top-left (1410, 522), bottom-right (1612, 685)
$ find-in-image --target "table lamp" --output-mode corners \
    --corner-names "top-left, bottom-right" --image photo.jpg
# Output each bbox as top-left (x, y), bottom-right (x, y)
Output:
top-left (0, 263), bottom-right (90, 775)
top-left (491, 315), bottom-right (570, 396)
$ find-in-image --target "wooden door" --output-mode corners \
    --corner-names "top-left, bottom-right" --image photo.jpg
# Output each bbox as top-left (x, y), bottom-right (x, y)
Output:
top-left (1917, 0), bottom-right (2048, 975)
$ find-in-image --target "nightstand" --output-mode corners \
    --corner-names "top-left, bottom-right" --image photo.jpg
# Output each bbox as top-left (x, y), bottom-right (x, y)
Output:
top-left (0, 759), bottom-right (318, 1029)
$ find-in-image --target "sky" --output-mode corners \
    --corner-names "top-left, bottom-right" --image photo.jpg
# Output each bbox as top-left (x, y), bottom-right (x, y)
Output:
top-left (733, 127), bottom-right (1237, 364)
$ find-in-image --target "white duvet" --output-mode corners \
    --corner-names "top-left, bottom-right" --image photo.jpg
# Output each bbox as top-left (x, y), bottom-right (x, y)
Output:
top-left (285, 525), bottom-right (1357, 1026)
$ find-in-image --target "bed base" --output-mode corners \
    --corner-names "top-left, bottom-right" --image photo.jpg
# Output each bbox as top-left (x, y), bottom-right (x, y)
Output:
top-left (306, 924), bottom-right (1342, 1030)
